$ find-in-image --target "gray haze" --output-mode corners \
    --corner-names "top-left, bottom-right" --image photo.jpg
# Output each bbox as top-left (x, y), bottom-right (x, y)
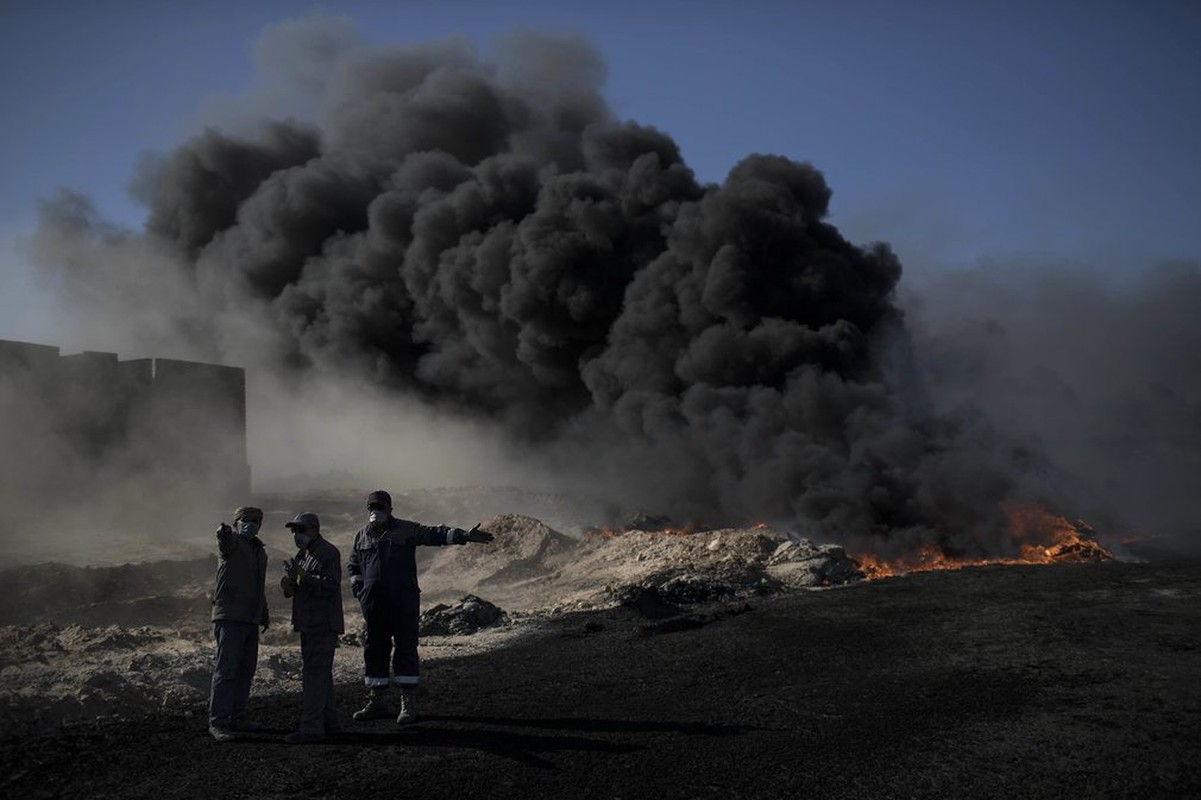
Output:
top-left (24, 23), bottom-right (1198, 555)
top-left (902, 260), bottom-right (1201, 546)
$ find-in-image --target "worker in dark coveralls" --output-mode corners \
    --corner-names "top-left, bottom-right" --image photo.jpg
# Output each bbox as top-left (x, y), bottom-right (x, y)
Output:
top-left (280, 512), bottom-right (344, 744)
top-left (208, 505), bottom-right (269, 742)
top-left (348, 490), bottom-right (494, 725)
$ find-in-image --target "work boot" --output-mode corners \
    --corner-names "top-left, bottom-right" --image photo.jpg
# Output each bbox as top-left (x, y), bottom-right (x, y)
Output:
top-left (352, 688), bottom-right (392, 721)
top-left (208, 726), bottom-right (238, 742)
top-left (396, 689), bottom-right (418, 725)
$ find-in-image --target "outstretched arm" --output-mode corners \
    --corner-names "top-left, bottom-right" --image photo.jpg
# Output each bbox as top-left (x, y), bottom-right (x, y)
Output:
top-left (420, 521), bottom-right (495, 546)
top-left (414, 522), bottom-right (461, 547)
top-left (410, 519), bottom-right (495, 546)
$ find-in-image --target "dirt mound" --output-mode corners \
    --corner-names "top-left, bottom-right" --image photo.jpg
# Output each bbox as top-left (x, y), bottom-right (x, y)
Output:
top-left (420, 514), bottom-right (578, 605)
top-left (420, 518), bottom-right (866, 612)
top-left (551, 527), bottom-right (864, 608)
top-left (418, 517), bottom-right (864, 611)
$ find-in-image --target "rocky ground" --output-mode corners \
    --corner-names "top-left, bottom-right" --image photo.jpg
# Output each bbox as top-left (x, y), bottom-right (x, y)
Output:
top-left (0, 490), bottom-right (1197, 798)
top-left (0, 509), bottom-right (860, 740)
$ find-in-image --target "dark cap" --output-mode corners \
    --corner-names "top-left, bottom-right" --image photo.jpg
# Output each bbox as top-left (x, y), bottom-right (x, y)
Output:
top-left (285, 512), bottom-right (320, 531)
top-left (367, 490), bottom-right (392, 508)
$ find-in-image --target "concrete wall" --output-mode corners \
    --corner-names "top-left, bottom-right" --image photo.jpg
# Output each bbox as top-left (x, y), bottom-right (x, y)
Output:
top-left (0, 339), bottom-right (250, 530)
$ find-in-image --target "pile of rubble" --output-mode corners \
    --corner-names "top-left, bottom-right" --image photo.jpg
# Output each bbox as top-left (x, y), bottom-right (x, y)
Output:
top-left (418, 595), bottom-right (507, 636)
top-left (421, 514), bottom-right (865, 611)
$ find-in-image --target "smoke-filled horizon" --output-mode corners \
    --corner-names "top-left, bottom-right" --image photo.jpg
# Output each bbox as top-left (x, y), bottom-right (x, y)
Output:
top-left (899, 260), bottom-right (1201, 547)
top-left (25, 24), bottom-right (1199, 556)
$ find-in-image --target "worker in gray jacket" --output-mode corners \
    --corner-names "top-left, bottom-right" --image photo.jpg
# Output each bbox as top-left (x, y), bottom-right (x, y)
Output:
top-left (280, 512), bottom-right (344, 744)
top-left (348, 490), bottom-right (493, 725)
top-left (208, 505), bottom-right (269, 742)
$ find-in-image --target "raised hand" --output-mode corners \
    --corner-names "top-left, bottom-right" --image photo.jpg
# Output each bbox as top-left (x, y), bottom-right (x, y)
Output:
top-left (465, 523), bottom-right (494, 544)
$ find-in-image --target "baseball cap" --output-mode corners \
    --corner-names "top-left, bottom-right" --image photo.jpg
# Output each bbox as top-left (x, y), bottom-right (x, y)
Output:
top-left (367, 490), bottom-right (392, 509)
top-left (285, 512), bottom-right (320, 531)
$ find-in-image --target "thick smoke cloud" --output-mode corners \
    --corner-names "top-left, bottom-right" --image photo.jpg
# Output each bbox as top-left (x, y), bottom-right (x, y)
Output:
top-left (31, 21), bottom-right (1077, 555)
top-left (902, 261), bottom-right (1201, 548)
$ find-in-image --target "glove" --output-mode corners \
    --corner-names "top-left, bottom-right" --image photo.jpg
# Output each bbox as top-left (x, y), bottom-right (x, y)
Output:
top-left (464, 523), bottom-right (494, 544)
top-left (261, 620), bottom-right (269, 633)
top-left (215, 523), bottom-right (236, 556)
top-left (280, 570), bottom-right (297, 598)
top-left (351, 579), bottom-right (363, 599)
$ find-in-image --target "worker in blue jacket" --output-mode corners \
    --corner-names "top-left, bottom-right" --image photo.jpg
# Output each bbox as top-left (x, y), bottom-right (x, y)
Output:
top-left (347, 490), bottom-right (493, 724)
top-left (280, 511), bottom-right (344, 744)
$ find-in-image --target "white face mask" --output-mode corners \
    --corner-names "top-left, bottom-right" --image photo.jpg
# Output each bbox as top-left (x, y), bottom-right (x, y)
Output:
top-left (368, 509), bottom-right (390, 525)
top-left (238, 519), bottom-right (261, 537)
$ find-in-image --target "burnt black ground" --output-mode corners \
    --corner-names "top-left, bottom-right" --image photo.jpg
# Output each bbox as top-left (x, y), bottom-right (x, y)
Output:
top-left (2, 561), bottom-right (1199, 800)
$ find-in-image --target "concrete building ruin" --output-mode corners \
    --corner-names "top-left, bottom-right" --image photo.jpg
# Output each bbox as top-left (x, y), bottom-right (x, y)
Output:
top-left (0, 339), bottom-right (249, 530)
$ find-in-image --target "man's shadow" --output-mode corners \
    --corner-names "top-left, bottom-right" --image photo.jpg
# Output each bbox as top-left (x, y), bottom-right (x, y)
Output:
top-left (325, 714), bottom-right (754, 769)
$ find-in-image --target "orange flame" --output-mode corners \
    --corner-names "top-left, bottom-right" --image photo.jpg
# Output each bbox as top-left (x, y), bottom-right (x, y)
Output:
top-left (851, 503), bottom-right (1115, 579)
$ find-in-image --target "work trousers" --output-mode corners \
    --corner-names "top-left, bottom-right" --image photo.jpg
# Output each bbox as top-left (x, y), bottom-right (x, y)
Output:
top-left (209, 620), bottom-right (258, 728)
top-left (362, 590), bottom-right (420, 688)
top-left (298, 630), bottom-right (339, 735)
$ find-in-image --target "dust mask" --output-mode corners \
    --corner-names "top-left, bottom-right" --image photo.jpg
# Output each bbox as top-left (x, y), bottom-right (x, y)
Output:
top-left (369, 510), bottom-right (389, 525)
top-left (238, 520), bottom-right (261, 538)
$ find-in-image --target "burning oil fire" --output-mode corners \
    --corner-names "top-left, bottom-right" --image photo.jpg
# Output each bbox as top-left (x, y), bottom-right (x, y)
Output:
top-left (851, 503), bottom-right (1116, 580)
top-left (581, 506), bottom-right (1113, 582)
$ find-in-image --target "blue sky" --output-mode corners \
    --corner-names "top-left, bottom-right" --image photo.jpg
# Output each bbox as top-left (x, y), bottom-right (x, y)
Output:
top-left (2, 0), bottom-right (1199, 344)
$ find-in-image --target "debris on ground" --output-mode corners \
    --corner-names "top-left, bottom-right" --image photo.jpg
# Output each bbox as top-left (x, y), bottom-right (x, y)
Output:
top-left (419, 595), bottom-right (507, 636)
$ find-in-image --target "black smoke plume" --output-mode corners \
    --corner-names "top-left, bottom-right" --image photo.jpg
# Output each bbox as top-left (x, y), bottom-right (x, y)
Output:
top-left (32, 24), bottom-right (1050, 554)
top-left (901, 261), bottom-right (1201, 552)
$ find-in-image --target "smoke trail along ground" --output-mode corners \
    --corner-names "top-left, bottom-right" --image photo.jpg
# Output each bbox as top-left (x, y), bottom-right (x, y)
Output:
top-left (30, 24), bottom-right (1067, 554)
